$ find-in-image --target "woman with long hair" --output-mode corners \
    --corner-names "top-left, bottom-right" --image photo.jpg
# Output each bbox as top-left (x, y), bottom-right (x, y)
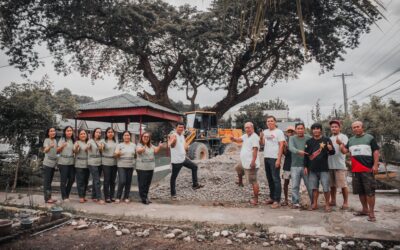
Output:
top-left (136, 132), bottom-right (163, 205)
top-left (114, 131), bottom-right (136, 203)
top-left (57, 126), bottom-right (75, 201)
top-left (74, 129), bottom-right (90, 203)
top-left (42, 127), bottom-right (58, 203)
top-left (101, 127), bottom-right (118, 203)
top-left (87, 127), bottom-right (104, 204)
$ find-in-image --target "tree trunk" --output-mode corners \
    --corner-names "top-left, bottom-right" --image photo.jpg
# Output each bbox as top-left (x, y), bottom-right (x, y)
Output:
top-left (12, 151), bottom-right (23, 192)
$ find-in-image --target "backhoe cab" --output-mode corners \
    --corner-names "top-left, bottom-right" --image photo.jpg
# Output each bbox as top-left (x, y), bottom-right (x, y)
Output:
top-left (183, 111), bottom-right (242, 160)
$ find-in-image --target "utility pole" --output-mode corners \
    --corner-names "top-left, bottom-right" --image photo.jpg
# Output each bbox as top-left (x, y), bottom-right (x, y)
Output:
top-left (333, 73), bottom-right (353, 117)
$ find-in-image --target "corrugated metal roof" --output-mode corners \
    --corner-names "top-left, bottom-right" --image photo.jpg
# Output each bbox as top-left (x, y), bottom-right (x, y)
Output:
top-left (79, 93), bottom-right (182, 115)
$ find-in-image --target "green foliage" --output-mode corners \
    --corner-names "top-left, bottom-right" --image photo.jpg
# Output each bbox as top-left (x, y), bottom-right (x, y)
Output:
top-left (239, 98), bottom-right (288, 111)
top-left (145, 122), bottom-right (174, 143)
top-left (234, 109), bottom-right (265, 132)
top-left (0, 0), bottom-right (380, 117)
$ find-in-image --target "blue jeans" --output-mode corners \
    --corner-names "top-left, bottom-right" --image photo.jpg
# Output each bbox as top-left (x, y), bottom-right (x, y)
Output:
top-left (309, 171), bottom-right (330, 193)
top-left (264, 158), bottom-right (281, 202)
top-left (291, 166), bottom-right (312, 204)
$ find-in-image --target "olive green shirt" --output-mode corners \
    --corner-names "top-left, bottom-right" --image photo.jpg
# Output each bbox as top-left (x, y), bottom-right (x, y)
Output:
top-left (57, 138), bottom-right (74, 165)
top-left (115, 142), bottom-right (136, 168)
top-left (43, 138), bottom-right (57, 168)
top-left (136, 143), bottom-right (156, 171)
top-left (75, 141), bottom-right (88, 169)
top-left (87, 139), bottom-right (102, 166)
top-left (101, 139), bottom-right (117, 166)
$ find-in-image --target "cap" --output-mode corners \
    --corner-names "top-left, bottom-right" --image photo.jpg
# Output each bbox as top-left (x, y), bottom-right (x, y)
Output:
top-left (329, 120), bottom-right (341, 127)
top-left (286, 126), bottom-right (295, 132)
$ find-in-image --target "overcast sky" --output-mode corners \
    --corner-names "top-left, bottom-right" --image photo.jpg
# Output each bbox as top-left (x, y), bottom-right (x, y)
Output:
top-left (1, 0), bottom-right (399, 126)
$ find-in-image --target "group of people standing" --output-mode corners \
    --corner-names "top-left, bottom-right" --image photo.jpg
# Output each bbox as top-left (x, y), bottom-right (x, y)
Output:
top-left (42, 126), bottom-right (163, 205)
top-left (233, 116), bottom-right (380, 222)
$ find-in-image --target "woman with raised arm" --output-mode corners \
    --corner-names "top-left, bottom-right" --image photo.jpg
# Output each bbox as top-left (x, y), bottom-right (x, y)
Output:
top-left (57, 126), bottom-right (75, 201)
top-left (136, 132), bottom-right (163, 205)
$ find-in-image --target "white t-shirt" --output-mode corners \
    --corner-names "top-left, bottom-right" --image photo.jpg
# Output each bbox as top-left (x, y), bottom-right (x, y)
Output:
top-left (262, 128), bottom-right (285, 159)
top-left (240, 133), bottom-right (260, 169)
top-left (328, 133), bottom-right (349, 170)
top-left (170, 132), bottom-right (186, 164)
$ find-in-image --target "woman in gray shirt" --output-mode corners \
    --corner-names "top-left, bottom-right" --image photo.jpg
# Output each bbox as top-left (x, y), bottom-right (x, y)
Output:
top-left (136, 132), bottom-right (163, 205)
top-left (74, 129), bottom-right (90, 203)
top-left (42, 127), bottom-right (57, 203)
top-left (87, 128), bottom-right (104, 204)
top-left (57, 126), bottom-right (75, 201)
top-left (101, 127), bottom-right (118, 203)
top-left (114, 131), bottom-right (136, 203)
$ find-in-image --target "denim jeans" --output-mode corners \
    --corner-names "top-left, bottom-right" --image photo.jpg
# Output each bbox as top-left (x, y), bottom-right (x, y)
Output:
top-left (103, 165), bottom-right (117, 200)
top-left (117, 167), bottom-right (134, 200)
top-left (309, 171), bottom-right (330, 193)
top-left (290, 166), bottom-right (312, 204)
top-left (264, 158), bottom-right (281, 202)
top-left (75, 168), bottom-right (90, 198)
top-left (58, 164), bottom-right (75, 200)
top-left (42, 166), bottom-right (55, 202)
top-left (170, 158), bottom-right (199, 196)
top-left (88, 165), bottom-right (102, 200)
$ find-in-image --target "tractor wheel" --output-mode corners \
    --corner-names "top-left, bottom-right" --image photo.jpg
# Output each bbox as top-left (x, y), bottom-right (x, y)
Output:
top-left (188, 142), bottom-right (209, 160)
top-left (221, 143), bottom-right (239, 155)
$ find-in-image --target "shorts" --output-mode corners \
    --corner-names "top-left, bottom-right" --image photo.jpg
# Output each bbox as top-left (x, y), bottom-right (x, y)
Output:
top-left (244, 168), bottom-right (258, 184)
top-left (329, 169), bottom-right (348, 188)
top-left (352, 172), bottom-right (376, 196)
top-left (235, 162), bottom-right (258, 184)
top-left (282, 170), bottom-right (291, 180)
top-left (308, 171), bottom-right (330, 193)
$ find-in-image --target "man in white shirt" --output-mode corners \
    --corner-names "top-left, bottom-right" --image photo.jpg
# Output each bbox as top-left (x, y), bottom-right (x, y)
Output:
top-left (168, 122), bottom-right (204, 200)
top-left (260, 116), bottom-right (285, 209)
top-left (328, 120), bottom-right (349, 209)
top-left (231, 122), bottom-right (260, 205)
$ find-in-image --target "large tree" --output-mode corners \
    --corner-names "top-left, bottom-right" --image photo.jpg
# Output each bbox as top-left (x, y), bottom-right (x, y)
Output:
top-left (0, 0), bottom-right (381, 118)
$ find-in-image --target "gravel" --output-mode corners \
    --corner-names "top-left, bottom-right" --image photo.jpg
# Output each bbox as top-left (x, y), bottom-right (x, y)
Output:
top-left (150, 152), bottom-right (305, 206)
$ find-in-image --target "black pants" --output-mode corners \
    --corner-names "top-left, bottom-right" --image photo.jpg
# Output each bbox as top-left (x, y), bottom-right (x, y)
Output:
top-left (75, 168), bottom-right (90, 198)
top-left (58, 164), bottom-right (75, 200)
top-left (89, 165), bottom-right (102, 200)
top-left (137, 169), bottom-right (154, 202)
top-left (42, 166), bottom-right (55, 202)
top-left (117, 168), bottom-right (134, 200)
top-left (170, 158), bottom-right (198, 196)
top-left (103, 165), bottom-right (117, 200)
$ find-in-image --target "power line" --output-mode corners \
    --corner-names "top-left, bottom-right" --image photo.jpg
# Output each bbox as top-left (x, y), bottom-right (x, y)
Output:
top-left (366, 42), bottom-right (400, 74)
top-left (366, 78), bottom-right (400, 97)
top-left (0, 55), bottom-right (52, 69)
top-left (348, 67), bottom-right (400, 99)
top-left (379, 86), bottom-right (400, 98)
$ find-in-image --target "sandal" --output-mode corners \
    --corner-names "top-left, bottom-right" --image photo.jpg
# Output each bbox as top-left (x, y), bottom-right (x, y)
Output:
top-left (325, 206), bottom-right (332, 213)
top-left (281, 201), bottom-right (289, 206)
top-left (115, 199), bottom-right (120, 204)
top-left (271, 202), bottom-right (280, 209)
top-left (264, 199), bottom-right (274, 205)
top-left (79, 198), bottom-right (85, 203)
top-left (97, 200), bottom-right (105, 205)
top-left (124, 199), bottom-right (130, 203)
top-left (340, 205), bottom-right (349, 210)
top-left (46, 199), bottom-right (55, 204)
top-left (353, 211), bottom-right (369, 216)
top-left (367, 216), bottom-right (377, 222)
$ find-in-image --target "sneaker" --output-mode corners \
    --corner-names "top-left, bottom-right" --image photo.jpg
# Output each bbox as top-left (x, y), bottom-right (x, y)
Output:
top-left (271, 202), bottom-right (280, 209)
top-left (192, 184), bottom-right (204, 190)
top-left (171, 195), bottom-right (178, 201)
top-left (291, 203), bottom-right (301, 209)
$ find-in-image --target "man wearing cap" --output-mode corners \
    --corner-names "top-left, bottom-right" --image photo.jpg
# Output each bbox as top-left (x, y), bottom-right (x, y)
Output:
top-left (282, 126), bottom-right (295, 206)
top-left (304, 123), bottom-right (335, 212)
top-left (328, 120), bottom-right (349, 209)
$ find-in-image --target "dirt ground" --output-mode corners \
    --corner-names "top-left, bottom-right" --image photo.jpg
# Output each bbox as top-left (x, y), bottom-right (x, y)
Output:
top-left (2, 224), bottom-right (282, 250)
